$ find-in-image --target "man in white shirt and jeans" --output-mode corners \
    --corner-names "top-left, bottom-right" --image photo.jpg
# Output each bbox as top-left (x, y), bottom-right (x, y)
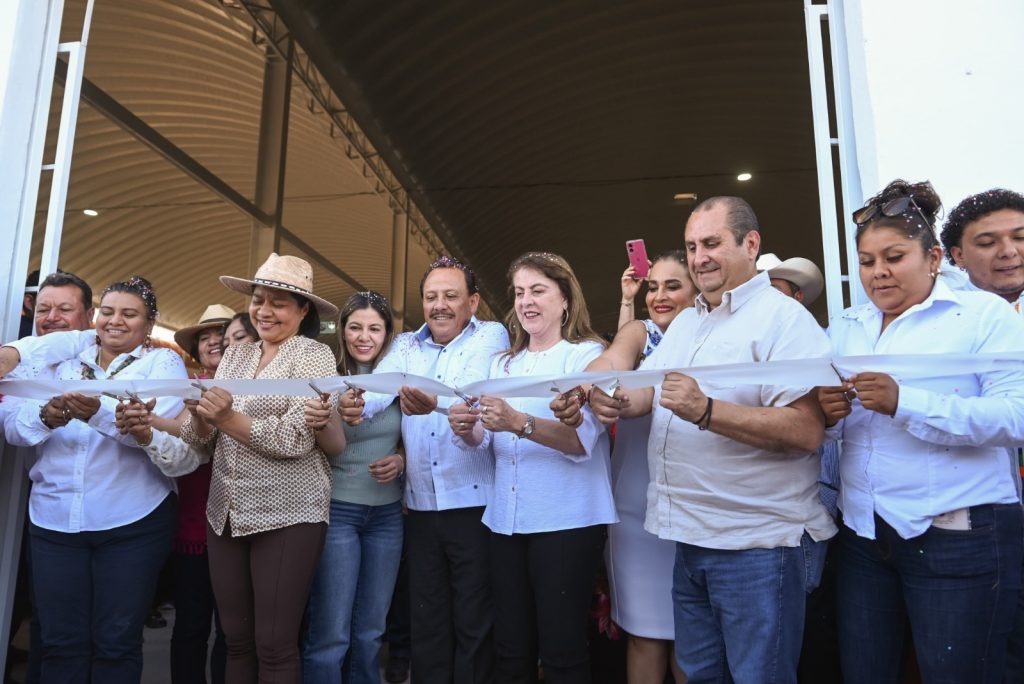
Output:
top-left (591, 197), bottom-right (836, 682)
top-left (343, 257), bottom-right (507, 684)
top-left (940, 187), bottom-right (1024, 684)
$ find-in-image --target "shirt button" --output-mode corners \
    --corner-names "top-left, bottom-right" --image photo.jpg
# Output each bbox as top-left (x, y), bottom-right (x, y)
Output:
top-left (430, 432), bottom-right (435, 437)
top-left (433, 461), bottom-right (438, 466)
top-left (512, 486), bottom-right (516, 491)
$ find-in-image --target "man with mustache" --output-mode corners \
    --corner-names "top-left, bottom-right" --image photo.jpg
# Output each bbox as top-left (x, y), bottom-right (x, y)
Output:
top-left (940, 188), bottom-right (1024, 684)
top-left (588, 197), bottom-right (836, 683)
top-left (3, 270), bottom-right (93, 683)
top-left (342, 256), bottom-right (507, 684)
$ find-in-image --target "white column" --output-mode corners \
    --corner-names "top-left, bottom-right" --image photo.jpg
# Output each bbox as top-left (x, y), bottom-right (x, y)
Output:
top-left (0, 0), bottom-right (66, 674)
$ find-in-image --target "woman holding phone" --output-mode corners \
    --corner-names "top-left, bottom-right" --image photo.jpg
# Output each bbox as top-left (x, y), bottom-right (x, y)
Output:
top-left (557, 250), bottom-right (696, 684)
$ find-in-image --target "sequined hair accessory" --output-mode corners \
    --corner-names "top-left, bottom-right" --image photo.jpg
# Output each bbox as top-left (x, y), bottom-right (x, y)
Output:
top-left (103, 275), bottom-right (159, 320)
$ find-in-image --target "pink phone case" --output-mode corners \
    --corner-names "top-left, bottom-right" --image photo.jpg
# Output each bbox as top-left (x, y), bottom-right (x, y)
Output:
top-left (626, 239), bottom-right (649, 279)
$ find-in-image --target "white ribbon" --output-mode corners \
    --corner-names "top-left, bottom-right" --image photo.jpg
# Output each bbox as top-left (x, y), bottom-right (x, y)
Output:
top-left (2, 352), bottom-right (1022, 402)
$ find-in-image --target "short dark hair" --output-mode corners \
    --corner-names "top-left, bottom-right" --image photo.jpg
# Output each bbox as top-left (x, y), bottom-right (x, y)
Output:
top-left (941, 188), bottom-right (1024, 265)
top-left (103, 276), bottom-right (159, 320)
top-left (419, 255), bottom-right (478, 297)
top-left (285, 292), bottom-right (321, 339)
top-left (38, 271), bottom-right (93, 311)
top-left (691, 196), bottom-right (759, 244)
top-left (652, 249), bottom-right (688, 267)
top-left (854, 179), bottom-right (941, 254)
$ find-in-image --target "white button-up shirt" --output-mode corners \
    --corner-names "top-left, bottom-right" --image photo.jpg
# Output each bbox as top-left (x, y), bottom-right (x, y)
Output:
top-left (2, 341), bottom-right (187, 532)
top-left (827, 279), bottom-right (1024, 540)
top-left (474, 339), bottom-right (617, 535)
top-left (645, 272), bottom-right (837, 550)
top-left (364, 317), bottom-right (509, 511)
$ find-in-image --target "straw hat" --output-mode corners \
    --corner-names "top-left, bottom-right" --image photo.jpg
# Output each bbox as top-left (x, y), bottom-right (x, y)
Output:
top-left (220, 253), bottom-right (339, 317)
top-left (173, 304), bottom-right (236, 352)
top-left (756, 253), bottom-right (825, 305)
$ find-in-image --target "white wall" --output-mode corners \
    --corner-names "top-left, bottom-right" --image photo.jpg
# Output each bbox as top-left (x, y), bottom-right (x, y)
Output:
top-left (845, 0), bottom-right (1024, 207)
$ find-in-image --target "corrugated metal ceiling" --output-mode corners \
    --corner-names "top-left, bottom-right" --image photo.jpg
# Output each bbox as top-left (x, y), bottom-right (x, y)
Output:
top-left (29, 0), bottom-right (827, 335)
top-left (276, 0), bottom-right (827, 327)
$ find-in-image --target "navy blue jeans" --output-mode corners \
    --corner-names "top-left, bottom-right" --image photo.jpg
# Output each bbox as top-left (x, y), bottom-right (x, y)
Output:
top-left (171, 549), bottom-right (226, 684)
top-left (837, 506), bottom-right (1023, 684)
top-left (303, 500), bottom-right (404, 684)
top-left (672, 533), bottom-right (825, 684)
top-left (29, 493), bottom-right (176, 684)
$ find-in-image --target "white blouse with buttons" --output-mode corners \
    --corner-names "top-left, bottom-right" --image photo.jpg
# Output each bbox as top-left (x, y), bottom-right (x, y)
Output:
top-left (477, 339), bottom-right (618, 535)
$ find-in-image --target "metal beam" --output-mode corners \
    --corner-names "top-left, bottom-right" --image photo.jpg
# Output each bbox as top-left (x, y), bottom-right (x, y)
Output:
top-left (389, 208), bottom-right (408, 332)
top-left (54, 58), bottom-right (271, 226)
top-left (249, 39), bottom-right (293, 274)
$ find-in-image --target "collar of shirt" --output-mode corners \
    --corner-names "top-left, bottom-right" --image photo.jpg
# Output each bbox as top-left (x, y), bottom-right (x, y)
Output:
top-left (77, 343), bottom-right (145, 376)
top-left (412, 316), bottom-right (481, 348)
top-left (695, 271), bottom-right (770, 315)
top-left (840, 277), bottom-right (960, 331)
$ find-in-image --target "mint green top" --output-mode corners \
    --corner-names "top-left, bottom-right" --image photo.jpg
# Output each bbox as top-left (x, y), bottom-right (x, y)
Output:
top-left (331, 366), bottom-right (403, 506)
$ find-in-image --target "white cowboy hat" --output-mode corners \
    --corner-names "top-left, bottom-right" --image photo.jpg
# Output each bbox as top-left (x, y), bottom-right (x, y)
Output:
top-left (756, 253), bottom-right (825, 305)
top-left (173, 304), bottom-right (236, 353)
top-left (220, 253), bottom-right (339, 317)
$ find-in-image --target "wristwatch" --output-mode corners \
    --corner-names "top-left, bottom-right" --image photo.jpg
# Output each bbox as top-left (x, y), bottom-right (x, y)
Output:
top-left (519, 414), bottom-right (536, 439)
top-left (38, 404), bottom-right (55, 430)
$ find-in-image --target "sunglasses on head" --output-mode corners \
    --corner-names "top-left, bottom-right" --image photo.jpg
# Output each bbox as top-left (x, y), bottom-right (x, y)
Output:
top-left (852, 183), bottom-right (935, 229)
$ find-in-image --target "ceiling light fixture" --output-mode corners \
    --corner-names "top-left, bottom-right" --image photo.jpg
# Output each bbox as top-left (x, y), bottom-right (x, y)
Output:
top-left (736, 173), bottom-right (752, 182)
top-left (82, 209), bottom-right (98, 216)
top-left (673, 193), bottom-right (698, 204)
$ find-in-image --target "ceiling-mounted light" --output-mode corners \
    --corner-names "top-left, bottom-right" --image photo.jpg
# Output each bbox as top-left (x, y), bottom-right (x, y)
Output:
top-left (83, 209), bottom-right (98, 216)
top-left (673, 193), bottom-right (698, 205)
top-left (736, 173), bottom-right (752, 182)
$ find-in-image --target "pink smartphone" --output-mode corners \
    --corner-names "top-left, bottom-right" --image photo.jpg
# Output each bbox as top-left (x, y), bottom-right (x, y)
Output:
top-left (626, 239), bottom-right (649, 279)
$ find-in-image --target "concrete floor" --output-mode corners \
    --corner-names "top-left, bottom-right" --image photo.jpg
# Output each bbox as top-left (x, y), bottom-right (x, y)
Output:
top-left (5, 607), bottom-right (410, 683)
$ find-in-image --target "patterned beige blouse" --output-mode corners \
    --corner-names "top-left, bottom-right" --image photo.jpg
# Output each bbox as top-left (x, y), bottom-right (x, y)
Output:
top-left (180, 334), bottom-right (338, 537)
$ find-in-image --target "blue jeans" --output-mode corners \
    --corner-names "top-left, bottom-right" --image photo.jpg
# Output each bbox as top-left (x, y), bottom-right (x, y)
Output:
top-left (29, 493), bottom-right (175, 684)
top-left (672, 533), bottom-right (825, 684)
top-left (837, 506), bottom-right (1023, 684)
top-left (303, 500), bottom-right (404, 684)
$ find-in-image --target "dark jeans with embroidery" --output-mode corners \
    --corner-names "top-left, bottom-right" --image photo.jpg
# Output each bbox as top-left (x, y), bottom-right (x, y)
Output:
top-left (837, 507), bottom-right (1023, 684)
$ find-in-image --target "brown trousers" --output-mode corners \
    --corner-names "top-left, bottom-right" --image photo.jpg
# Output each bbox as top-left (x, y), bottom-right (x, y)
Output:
top-left (206, 520), bottom-right (326, 684)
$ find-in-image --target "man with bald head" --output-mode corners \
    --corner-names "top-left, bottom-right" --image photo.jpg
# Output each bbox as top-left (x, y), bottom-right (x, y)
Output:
top-left (588, 197), bottom-right (836, 682)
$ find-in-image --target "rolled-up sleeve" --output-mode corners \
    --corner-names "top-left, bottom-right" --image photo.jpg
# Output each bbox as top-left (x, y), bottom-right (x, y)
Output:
top-left (144, 430), bottom-right (209, 477)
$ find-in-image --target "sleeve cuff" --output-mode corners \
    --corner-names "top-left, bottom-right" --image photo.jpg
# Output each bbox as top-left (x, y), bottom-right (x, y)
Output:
top-left (893, 385), bottom-right (928, 429)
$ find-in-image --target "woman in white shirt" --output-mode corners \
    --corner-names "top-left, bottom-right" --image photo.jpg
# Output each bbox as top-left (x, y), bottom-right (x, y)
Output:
top-left (2, 276), bottom-right (187, 683)
top-left (450, 252), bottom-right (615, 683)
top-left (588, 251), bottom-right (694, 684)
top-left (818, 180), bottom-right (1024, 684)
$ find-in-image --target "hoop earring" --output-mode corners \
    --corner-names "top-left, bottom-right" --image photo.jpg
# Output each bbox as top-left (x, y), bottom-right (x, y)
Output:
top-left (144, 334), bottom-right (153, 349)
top-left (561, 308), bottom-right (569, 326)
